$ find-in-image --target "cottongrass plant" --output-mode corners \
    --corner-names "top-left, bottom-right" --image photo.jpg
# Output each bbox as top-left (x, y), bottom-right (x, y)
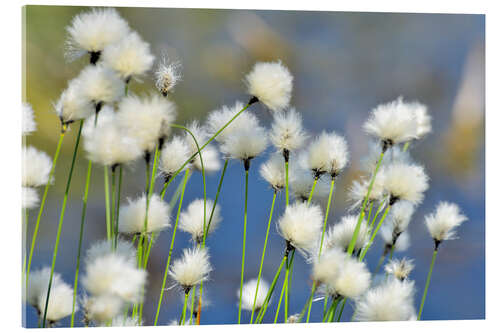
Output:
top-left (23, 7), bottom-right (471, 328)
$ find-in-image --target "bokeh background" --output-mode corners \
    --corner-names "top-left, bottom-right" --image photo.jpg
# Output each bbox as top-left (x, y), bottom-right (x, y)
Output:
top-left (22, 5), bottom-right (484, 327)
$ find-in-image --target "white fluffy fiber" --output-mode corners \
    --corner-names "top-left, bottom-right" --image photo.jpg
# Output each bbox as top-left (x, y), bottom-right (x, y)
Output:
top-left (155, 55), bottom-right (182, 95)
top-left (220, 125), bottom-right (268, 161)
top-left (160, 135), bottom-right (191, 178)
top-left (259, 153), bottom-right (287, 191)
top-left (169, 247), bottom-right (212, 289)
top-left (245, 61), bottom-right (293, 112)
top-left (385, 258), bottom-right (415, 281)
top-left (22, 186), bottom-right (39, 209)
top-left (334, 257), bottom-right (371, 299)
top-left (206, 101), bottom-right (259, 144)
top-left (354, 278), bottom-right (416, 321)
top-left (118, 193), bottom-right (171, 234)
top-left (363, 97), bottom-right (418, 145)
top-left (101, 31), bottom-right (155, 80)
top-left (238, 278), bottom-right (270, 311)
top-left (312, 247), bottom-right (345, 285)
top-left (348, 170), bottom-right (387, 210)
top-left (185, 121), bottom-right (221, 173)
top-left (37, 281), bottom-right (75, 323)
top-left (325, 215), bottom-right (370, 253)
top-left (22, 103), bottom-right (37, 135)
top-left (54, 78), bottom-right (95, 124)
top-left (383, 162), bottom-right (429, 205)
top-left (411, 102), bottom-right (432, 139)
top-left (65, 7), bottom-right (130, 60)
top-left (277, 201), bottom-right (323, 253)
top-left (76, 65), bottom-right (125, 105)
top-left (270, 108), bottom-right (307, 152)
top-left (308, 131), bottom-right (349, 177)
top-left (380, 226), bottom-right (410, 252)
top-left (26, 267), bottom-right (62, 307)
top-left (179, 199), bottom-right (221, 242)
top-left (389, 201), bottom-right (415, 233)
top-left (22, 146), bottom-right (52, 187)
top-left (425, 201), bottom-right (467, 241)
top-left (83, 294), bottom-right (124, 325)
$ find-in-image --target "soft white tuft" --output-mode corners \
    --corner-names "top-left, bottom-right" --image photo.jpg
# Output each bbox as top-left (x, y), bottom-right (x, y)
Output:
top-left (348, 170), bottom-right (387, 210)
top-left (83, 294), bottom-right (124, 325)
top-left (22, 103), bottom-right (37, 135)
top-left (22, 146), bottom-right (52, 187)
top-left (76, 65), bottom-right (125, 105)
top-left (180, 199), bottom-right (221, 242)
top-left (312, 247), bottom-right (345, 286)
top-left (383, 162), bottom-right (429, 205)
top-left (410, 101), bottom-right (432, 139)
top-left (425, 201), bottom-right (467, 242)
top-left (206, 101), bottom-right (259, 144)
top-left (388, 201), bottom-right (415, 234)
top-left (238, 278), bottom-right (270, 311)
top-left (22, 186), bottom-right (39, 209)
top-left (270, 108), bottom-right (307, 152)
top-left (119, 193), bottom-right (171, 234)
top-left (259, 153), bottom-right (287, 192)
top-left (155, 55), bottom-right (182, 95)
top-left (326, 215), bottom-right (370, 253)
top-left (385, 258), bottom-right (415, 281)
top-left (54, 78), bottom-right (94, 124)
top-left (37, 280), bottom-right (75, 323)
top-left (25, 267), bottom-right (62, 307)
top-left (380, 226), bottom-right (410, 252)
top-left (185, 121), bottom-right (221, 173)
top-left (333, 257), bottom-right (371, 299)
top-left (245, 61), bottom-right (293, 112)
top-left (159, 136), bottom-right (191, 178)
top-left (169, 247), bottom-right (212, 289)
top-left (308, 131), bottom-right (349, 177)
top-left (220, 126), bottom-right (268, 161)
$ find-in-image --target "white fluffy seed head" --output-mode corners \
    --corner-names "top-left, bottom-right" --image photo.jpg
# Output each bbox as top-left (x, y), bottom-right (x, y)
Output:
top-left (220, 125), bottom-right (268, 161)
top-left (83, 294), bottom-right (124, 325)
top-left (411, 102), bottom-right (432, 139)
top-left (155, 55), bottom-right (182, 95)
top-left (85, 239), bottom-right (136, 266)
top-left (289, 154), bottom-right (331, 202)
top-left (108, 315), bottom-right (141, 327)
top-left (83, 107), bottom-right (143, 166)
top-left (37, 280), bottom-right (75, 323)
top-left (22, 103), bottom-right (37, 135)
top-left (185, 121), bottom-right (221, 173)
top-left (54, 78), bottom-right (94, 124)
top-left (22, 146), bottom-right (52, 187)
top-left (22, 186), bottom-right (39, 209)
top-left (245, 61), bottom-right (293, 112)
top-left (206, 101), bottom-right (259, 144)
top-left (119, 194), bottom-right (171, 234)
top-left (277, 202), bottom-right (323, 253)
top-left (259, 153), bottom-right (287, 191)
top-left (238, 278), bottom-right (270, 311)
top-left (383, 162), bottom-right (429, 205)
top-left (348, 171), bottom-right (387, 210)
top-left (389, 201), bottom-right (415, 234)
top-left (312, 247), bottom-right (345, 285)
top-left (159, 136), bottom-right (190, 177)
top-left (77, 65), bottom-right (125, 105)
top-left (83, 240), bottom-right (147, 303)
top-left (380, 226), bottom-right (410, 252)
top-left (65, 8), bottom-right (130, 61)
top-left (354, 278), bottom-right (415, 321)
top-left (425, 201), bottom-right (467, 242)
top-left (385, 258), bottom-right (415, 281)
top-left (334, 257), bottom-right (371, 299)
top-left (326, 215), bottom-right (370, 253)
top-left (180, 199), bottom-right (221, 242)
top-left (361, 141), bottom-right (411, 173)
top-left (363, 97), bottom-right (418, 145)
top-left (308, 131), bottom-right (349, 177)
top-left (101, 31), bottom-right (155, 80)
top-left (117, 94), bottom-right (177, 152)
top-left (25, 267), bottom-right (61, 307)
top-left (170, 247), bottom-right (212, 289)
top-left (270, 108), bottom-right (307, 152)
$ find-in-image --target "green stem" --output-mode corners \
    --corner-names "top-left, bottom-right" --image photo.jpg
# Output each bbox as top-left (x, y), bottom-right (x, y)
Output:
top-left (274, 262), bottom-right (290, 323)
top-left (307, 177), bottom-right (318, 204)
top-left (250, 190), bottom-right (277, 324)
top-left (189, 286), bottom-right (196, 324)
top-left (111, 167), bottom-right (116, 242)
top-left (327, 298), bottom-right (340, 322)
top-left (335, 298), bottom-right (346, 322)
top-left (367, 201), bottom-right (374, 225)
top-left (388, 244), bottom-right (395, 260)
top-left (255, 254), bottom-right (288, 323)
top-left (238, 168), bottom-right (250, 324)
top-left (403, 141), bottom-right (410, 152)
top-left (203, 159), bottom-right (228, 247)
top-left (42, 121), bottom-right (83, 327)
top-left (319, 178), bottom-right (335, 257)
top-left (369, 201), bottom-right (385, 231)
top-left (181, 291), bottom-right (189, 325)
top-left (104, 166), bottom-right (111, 241)
top-left (284, 250), bottom-right (295, 322)
top-left (114, 165), bottom-right (123, 249)
top-left (153, 169), bottom-right (190, 326)
top-left (25, 131), bottom-right (65, 291)
top-left (285, 160), bottom-right (289, 207)
top-left (347, 151), bottom-right (385, 255)
top-left (70, 159), bottom-right (93, 327)
top-left (300, 281), bottom-right (316, 323)
top-left (418, 249), bottom-right (438, 320)
top-left (374, 252), bottom-right (386, 275)
top-left (359, 205), bottom-right (391, 261)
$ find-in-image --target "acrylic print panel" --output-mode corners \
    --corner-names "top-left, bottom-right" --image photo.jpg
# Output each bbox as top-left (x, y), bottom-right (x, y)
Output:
top-left (22, 5), bottom-right (484, 328)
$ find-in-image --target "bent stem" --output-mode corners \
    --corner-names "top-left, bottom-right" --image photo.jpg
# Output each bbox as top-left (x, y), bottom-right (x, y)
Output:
top-left (42, 121), bottom-right (83, 327)
top-left (274, 262), bottom-right (290, 323)
top-left (203, 159), bottom-right (228, 246)
top-left (250, 190), bottom-right (277, 324)
top-left (70, 159), bottom-right (93, 327)
top-left (153, 169), bottom-right (190, 326)
top-left (26, 130), bottom-right (66, 290)
top-left (255, 254), bottom-right (288, 323)
top-left (418, 248), bottom-right (438, 320)
top-left (359, 205), bottom-right (391, 261)
top-left (238, 166), bottom-right (250, 324)
top-left (347, 151), bottom-right (385, 256)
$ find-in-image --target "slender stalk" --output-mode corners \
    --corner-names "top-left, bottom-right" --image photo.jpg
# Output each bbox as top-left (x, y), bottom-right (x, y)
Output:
top-left (255, 254), bottom-right (288, 323)
top-left (403, 141), bottom-right (410, 152)
top-left (335, 298), bottom-right (346, 322)
top-left (111, 167), bottom-right (116, 241)
top-left (418, 249), bottom-right (438, 320)
top-left (388, 244), bottom-right (395, 260)
top-left (319, 178), bottom-right (335, 257)
top-left (367, 201), bottom-right (374, 225)
top-left (274, 264), bottom-right (290, 323)
top-left (189, 286), bottom-right (196, 324)
top-left (114, 165), bottom-right (123, 249)
top-left (250, 190), bottom-right (277, 324)
top-left (327, 298), bottom-right (340, 322)
top-left (359, 205), bottom-right (391, 261)
top-left (26, 131), bottom-right (65, 290)
top-left (203, 159), bottom-right (228, 246)
top-left (153, 169), bottom-right (190, 326)
top-left (307, 177), bottom-right (318, 204)
top-left (104, 167), bottom-right (111, 241)
top-left (181, 291), bottom-right (189, 325)
top-left (70, 159), bottom-right (93, 327)
top-left (369, 201), bottom-right (385, 230)
top-left (41, 121), bottom-right (83, 327)
top-left (238, 167), bottom-right (250, 324)
top-left (298, 281), bottom-right (316, 323)
top-left (347, 151), bottom-right (385, 256)
top-left (284, 250), bottom-right (295, 322)
top-left (374, 252), bottom-right (386, 275)
top-left (285, 160), bottom-right (289, 207)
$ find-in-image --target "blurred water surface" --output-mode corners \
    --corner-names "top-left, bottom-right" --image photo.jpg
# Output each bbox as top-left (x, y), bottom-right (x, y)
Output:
top-left (23, 5), bottom-right (484, 327)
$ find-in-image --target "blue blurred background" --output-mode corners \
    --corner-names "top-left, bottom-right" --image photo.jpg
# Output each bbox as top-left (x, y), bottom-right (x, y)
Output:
top-left (23, 5), bottom-right (484, 327)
